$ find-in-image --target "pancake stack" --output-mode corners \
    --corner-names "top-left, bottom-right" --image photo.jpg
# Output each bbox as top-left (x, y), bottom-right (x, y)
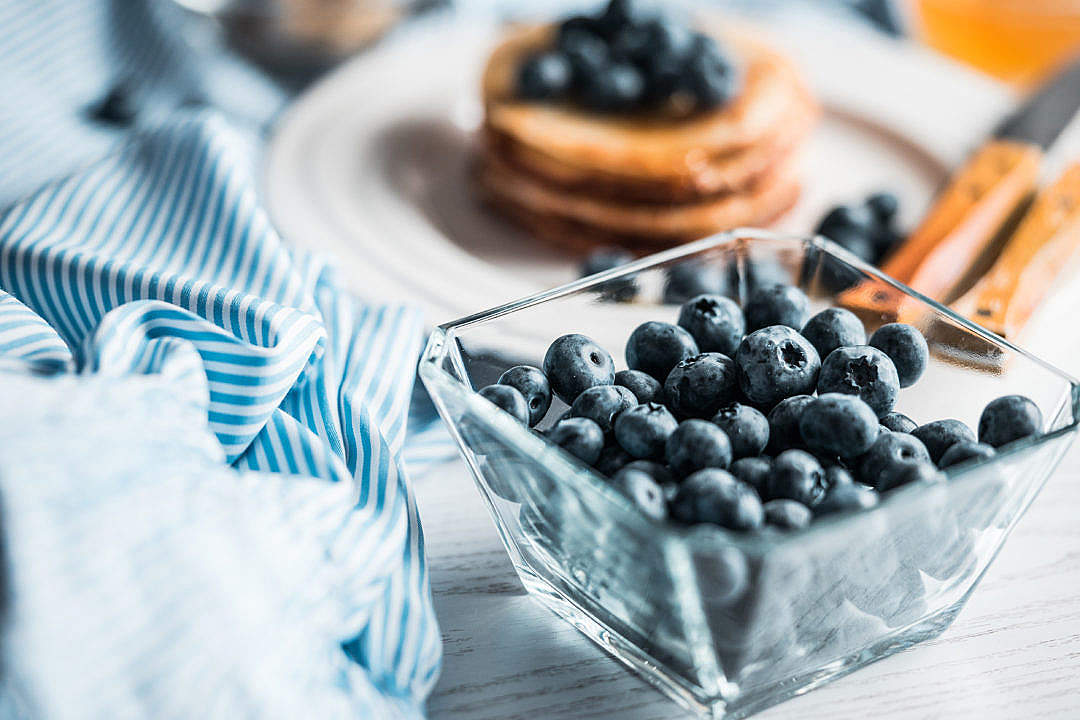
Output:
top-left (476, 23), bottom-right (819, 250)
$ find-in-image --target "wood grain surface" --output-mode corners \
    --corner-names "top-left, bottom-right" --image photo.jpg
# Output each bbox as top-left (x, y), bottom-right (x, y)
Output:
top-left (419, 448), bottom-right (1080, 720)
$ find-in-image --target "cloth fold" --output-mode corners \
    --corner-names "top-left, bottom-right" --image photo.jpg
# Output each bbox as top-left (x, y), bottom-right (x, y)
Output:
top-left (0, 12), bottom-right (443, 712)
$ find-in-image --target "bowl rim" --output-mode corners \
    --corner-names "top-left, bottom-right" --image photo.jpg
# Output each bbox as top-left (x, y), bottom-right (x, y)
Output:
top-left (420, 228), bottom-right (1080, 552)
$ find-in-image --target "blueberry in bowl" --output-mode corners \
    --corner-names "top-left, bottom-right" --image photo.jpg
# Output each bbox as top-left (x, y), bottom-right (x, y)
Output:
top-left (663, 352), bottom-right (738, 419)
top-left (665, 419), bottom-right (732, 478)
top-left (911, 419), bottom-right (976, 465)
top-left (735, 326), bottom-right (820, 408)
top-left (570, 384), bottom-right (637, 433)
top-left (677, 294), bottom-right (744, 356)
top-left (614, 368), bottom-right (664, 404)
top-left (712, 402), bottom-right (769, 459)
top-left (670, 468), bottom-right (763, 530)
top-left (543, 333), bottom-right (616, 404)
top-left (743, 284), bottom-right (810, 332)
top-left (547, 416), bottom-right (605, 464)
top-left (626, 321), bottom-right (699, 382)
top-left (765, 394), bottom-right (814, 454)
top-left (800, 307), bottom-right (865, 360)
top-left (498, 365), bottom-right (552, 426)
top-left (869, 322), bottom-right (928, 388)
top-left (816, 345), bottom-right (899, 418)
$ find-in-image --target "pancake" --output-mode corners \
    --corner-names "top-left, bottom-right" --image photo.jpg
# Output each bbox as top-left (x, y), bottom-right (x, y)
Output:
top-left (478, 183), bottom-right (799, 252)
top-left (476, 148), bottom-right (802, 242)
top-left (482, 86), bottom-right (817, 203)
top-left (482, 21), bottom-right (815, 180)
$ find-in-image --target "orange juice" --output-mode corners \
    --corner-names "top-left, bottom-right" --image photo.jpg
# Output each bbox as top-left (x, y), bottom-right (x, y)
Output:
top-left (912, 0), bottom-right (1080, 86)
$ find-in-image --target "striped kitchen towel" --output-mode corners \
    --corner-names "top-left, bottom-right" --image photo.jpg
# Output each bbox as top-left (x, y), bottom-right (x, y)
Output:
top-left (0, 0), bottom-right (445, 716)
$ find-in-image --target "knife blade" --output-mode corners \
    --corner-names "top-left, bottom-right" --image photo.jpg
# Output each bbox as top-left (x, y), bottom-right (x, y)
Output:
top-left (839, 57), bottom-right (1080, 325)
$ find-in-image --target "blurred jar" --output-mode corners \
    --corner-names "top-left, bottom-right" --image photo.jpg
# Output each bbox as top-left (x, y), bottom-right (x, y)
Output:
top-left (173, 0), bottom-right (424, 72)
top-left (910, 0), bottom-right (1080, 86)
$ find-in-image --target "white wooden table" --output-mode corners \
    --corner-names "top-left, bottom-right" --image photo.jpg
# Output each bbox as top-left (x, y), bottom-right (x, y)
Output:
top-left (418, 445), bottom-right (1080, 719)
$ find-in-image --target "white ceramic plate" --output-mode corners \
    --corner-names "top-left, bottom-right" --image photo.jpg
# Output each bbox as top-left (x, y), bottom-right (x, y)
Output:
top-left (264, 10), bottom-right (1014, 327)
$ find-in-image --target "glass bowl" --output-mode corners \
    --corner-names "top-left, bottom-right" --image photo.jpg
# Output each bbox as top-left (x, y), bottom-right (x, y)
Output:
top-left (418, 229), bottom-right (1080, 719)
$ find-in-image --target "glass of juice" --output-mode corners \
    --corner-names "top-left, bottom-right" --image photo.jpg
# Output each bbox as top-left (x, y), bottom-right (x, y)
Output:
top-left (910, 0), bottom-right (1080, 86)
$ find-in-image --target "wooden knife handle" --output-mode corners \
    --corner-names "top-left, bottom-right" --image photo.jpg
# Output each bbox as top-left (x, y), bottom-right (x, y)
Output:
top-left (951, 163), bottom-right (1080, 339)
top-left (839, 139), bottom-right (1042, 322)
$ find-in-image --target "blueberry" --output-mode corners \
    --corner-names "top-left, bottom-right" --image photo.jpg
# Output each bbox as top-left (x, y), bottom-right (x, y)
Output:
top-left (744, 284), bottom-right (810, 332)
top-left (626, 321), bottom-right (699, 381)
top-left (614, 402), bottom-right (679, 460)
top-left (911, 419), bottom-right (975, 464)
top-left (581, 247), bottom-right (633, 276)
top-left (825, 464), bottom-right (855, 488)
top-left (594, 442), bottom-right (633, 476)
top-left (763, 499), bottom-right (812, 530)
top-left (640, 52), bottom-right (683, 104)
top-left (663, 261), bottom-right (727, 304)
top-left (978, 395), bottom-right (1042, 448)
top-left (623, 459), bottom-right (676, 486)
top-left (608, 24), bottom-right (651, 65)
top-left (518, 52), bottom-right (573, 100)
top-left (581, 62), bottom-right (645, 112)
top-left (866, 192), bottom-right (899, 223)
top-left (816, 204), bottom-right (877, 239)
top-left (478, 384), bottom-right (529, 424)
top-left (558, 26), bottom-right (609, 85)
top-left (614, 369), bottom-right (663, 404)
top-left (580, 247), bottom-right (637, 302)
top-left (879, 457), bottom-right (941, 491)
top-left (543, 333), bottom-right (615, 404)
top-left (857, 431), bottom-right (933, 491)
top-left (869, 323), bottom-right (928, 388)
top-left (548, 417), bottom-right (605, 465)
top-left (685, 51), bottom-right (739, 109)
top-left (823, 223), bottom-right (878, 263)
top-left (498, 365), bottom-right (551, 426)
top-left (817, 345), bottom-right (899, 417)
top-left (870, 225), bottom-right (902, 263)
top-left (766, 394), bottom-right (814, 454)
top-left (880, 412), bottom-right (917, 434)
top-left (664, 352), bottom-right (737, 419)
top-left (730, 456), bottom-right (771, 497)
top-left (666, 419), bottom-right (733, 477)
top-left (711, 402), bottom-right (769, 458)
top-left (735, 326), bottom-right (821, 408)
top-left (768, 450), bottom-right (827, 506)
top-left (800, 308), bottom-right (866, 360)
top-left (799, 393), bottom-right (880, 458)
top-left (570, 384), bottom-right (637, 433)
top-left (557, 15), bottom-right (603, 45)
top-left (677, 294), bottom-right (745, 356)
top-left (643, 16), bottom-right (694, 60)
top-left (598, 0), bottom-right (648, 36)
top-left (610, 468), bottom-right (667, 521)
top-left (814, 483), bottom-right (879, 517)
top-left (813, 229), bottom-right (876, 293)
top-left (939, 441), bottom-right (996, 469)
top-left (670, 469), bottom-right (764, 530)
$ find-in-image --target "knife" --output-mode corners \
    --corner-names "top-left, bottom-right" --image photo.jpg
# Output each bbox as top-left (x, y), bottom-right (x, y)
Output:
top-left (949, 162), bottom-right (1080, 340)
top-left (839, 58), bottom-right (1080, 324)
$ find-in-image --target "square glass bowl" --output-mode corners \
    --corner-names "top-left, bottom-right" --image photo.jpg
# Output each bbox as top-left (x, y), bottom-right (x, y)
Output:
top-left (418, 230), bottom-right (1080, 719)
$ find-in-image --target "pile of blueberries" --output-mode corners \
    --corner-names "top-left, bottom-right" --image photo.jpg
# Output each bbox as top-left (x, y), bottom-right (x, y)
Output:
top-left (517, 0), bottom-right (740, 113)
top-left (815, 192), bottom-right (904, 267)
top-left (477, 281), bottom-right (1043, 533)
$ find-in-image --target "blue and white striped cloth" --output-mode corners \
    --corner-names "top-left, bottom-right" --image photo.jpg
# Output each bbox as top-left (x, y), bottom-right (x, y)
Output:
top-left (0, 0), bottom-right (446, 716)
